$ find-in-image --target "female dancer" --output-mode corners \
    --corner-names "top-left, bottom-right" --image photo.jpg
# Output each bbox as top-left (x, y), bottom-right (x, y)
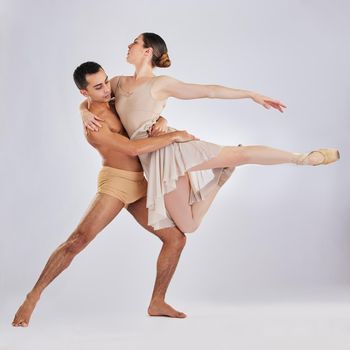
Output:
top-left (81, 33), bottom-right (340, 233)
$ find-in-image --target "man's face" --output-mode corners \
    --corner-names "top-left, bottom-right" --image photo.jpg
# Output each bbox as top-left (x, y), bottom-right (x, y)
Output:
top-left (80, 69), bottom-right (111, 102)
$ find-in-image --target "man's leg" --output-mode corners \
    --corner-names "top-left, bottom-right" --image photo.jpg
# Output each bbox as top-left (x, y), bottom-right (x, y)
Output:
top-left (12, 193), bottom-right (125, 327)
top-left (127, 196), bottom-right (187, 318)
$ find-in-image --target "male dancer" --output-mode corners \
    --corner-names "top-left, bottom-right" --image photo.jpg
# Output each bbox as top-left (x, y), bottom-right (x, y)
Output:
top-left (12, 61), bottom-right (197, 327)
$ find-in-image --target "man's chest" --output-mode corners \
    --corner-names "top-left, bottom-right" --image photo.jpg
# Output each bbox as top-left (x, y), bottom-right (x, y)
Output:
top-left (96, 108), bottom-right (127, 135)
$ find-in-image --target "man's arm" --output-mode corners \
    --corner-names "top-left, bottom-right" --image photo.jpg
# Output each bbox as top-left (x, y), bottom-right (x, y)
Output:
top-left (79, 76), bottom-right (120, 130)
top-left (86, 123), bottom-right (197, 156)
top-left (80, 98), bottom-right (169, 134)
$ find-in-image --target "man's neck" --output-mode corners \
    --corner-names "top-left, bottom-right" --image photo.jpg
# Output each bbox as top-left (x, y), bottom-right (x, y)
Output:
top-left (89, 100), bottom-right (110, 111)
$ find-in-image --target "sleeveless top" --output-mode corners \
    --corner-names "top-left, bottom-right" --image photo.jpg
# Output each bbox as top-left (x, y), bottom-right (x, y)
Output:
top-left (113, 76), bottom-right (229, 230)
top-left (115, 76), bottom-right (166, 139)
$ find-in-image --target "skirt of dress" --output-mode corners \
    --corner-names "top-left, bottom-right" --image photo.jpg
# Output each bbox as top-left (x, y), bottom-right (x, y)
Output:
top-left (133, 126), bottom-right (234, 230)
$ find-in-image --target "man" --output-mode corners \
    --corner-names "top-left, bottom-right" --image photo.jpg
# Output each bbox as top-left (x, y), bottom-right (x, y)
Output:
top-left (12, 61), bottom-right (197, 327)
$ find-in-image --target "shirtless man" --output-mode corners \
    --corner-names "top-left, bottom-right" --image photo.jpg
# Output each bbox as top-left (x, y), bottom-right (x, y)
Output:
top-left (12, 61), bottom-right (197, 327)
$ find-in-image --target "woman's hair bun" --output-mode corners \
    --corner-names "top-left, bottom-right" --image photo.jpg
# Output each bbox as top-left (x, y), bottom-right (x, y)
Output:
top-left (157, 52), bottom-right (171, 68)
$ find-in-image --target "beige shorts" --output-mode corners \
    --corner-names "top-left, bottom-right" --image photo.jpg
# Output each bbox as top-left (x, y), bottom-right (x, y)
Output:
top-left (97, 166), bottom-right (147, 206)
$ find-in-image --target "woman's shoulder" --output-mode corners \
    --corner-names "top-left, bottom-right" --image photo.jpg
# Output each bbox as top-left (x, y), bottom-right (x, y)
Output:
top-left (110, 75), bottom-right (121, 90)
top-left (110, 75), bottom-right (128, 95)
top-left (154, 74), bottom-right (174, 80)
top-left (152, 75), bottom-right (179, 86)
top-left (110, 74), bottom-right (134, 83)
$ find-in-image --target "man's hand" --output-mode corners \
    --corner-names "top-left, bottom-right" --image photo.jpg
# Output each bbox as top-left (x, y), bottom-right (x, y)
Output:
top-left (173, 130), bottom-right (199, 143)
top-left (148, 116), bottom-right (168, 136)
top-left (82, 110), bottom-right (104, 132)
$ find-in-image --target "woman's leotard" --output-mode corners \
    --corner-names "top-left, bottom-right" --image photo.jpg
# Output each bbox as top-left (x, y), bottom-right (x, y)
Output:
top-left (114, 76), bottom-right (234, 230)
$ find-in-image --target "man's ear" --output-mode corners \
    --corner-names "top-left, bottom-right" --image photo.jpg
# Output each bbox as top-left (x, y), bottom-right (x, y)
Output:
top-left (80, 89), bottom-right (89, 98)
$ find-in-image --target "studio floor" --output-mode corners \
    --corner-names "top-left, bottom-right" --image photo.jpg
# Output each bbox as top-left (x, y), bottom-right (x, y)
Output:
top-left (2, 286), bottom-right (350, 350)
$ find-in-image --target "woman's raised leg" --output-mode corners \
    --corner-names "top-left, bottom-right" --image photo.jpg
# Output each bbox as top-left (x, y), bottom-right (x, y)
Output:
top-left (188, 145), bottom-right (339, 172)
top-left (163, 145), bottom-right (339, 233)
top-left (164, 175), bottom-right (222, 233)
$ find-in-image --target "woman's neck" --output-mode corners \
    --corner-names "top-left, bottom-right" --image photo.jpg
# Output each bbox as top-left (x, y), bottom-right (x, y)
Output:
top-left (133, 61), bottom-right (154, 80)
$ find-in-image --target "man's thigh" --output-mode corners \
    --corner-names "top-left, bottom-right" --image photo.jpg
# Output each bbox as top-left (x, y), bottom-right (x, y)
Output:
top-left (77, 193), bottom-right (125, 236)
top-left (126, 196), bottom-right (153, 233)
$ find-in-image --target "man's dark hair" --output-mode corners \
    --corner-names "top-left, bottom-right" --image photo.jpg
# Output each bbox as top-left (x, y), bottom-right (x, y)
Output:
top-left (73, 61), bottom-right (103, 89)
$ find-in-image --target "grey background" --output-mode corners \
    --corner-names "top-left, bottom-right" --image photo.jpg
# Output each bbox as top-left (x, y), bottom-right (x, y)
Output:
top-left (1, 0), bottom-right (349, 349)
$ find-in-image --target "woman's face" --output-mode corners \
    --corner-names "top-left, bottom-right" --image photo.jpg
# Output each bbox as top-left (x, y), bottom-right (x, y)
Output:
top-left (127, 35), bottom-right (151, 65)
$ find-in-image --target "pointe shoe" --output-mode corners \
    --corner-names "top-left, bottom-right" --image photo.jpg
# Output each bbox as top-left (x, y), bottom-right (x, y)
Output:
top-left (296, 148), bottom-right (340, 166)
top-left (217, 144), bottom-right (242, 186)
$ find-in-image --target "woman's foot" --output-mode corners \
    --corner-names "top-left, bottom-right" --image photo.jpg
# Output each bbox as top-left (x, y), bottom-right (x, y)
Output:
top-left (295, 148), bottom-right (340, 166)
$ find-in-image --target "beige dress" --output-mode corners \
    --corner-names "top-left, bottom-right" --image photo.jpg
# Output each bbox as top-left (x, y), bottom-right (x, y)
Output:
top-left (114, 76), bottom-right (234, 230)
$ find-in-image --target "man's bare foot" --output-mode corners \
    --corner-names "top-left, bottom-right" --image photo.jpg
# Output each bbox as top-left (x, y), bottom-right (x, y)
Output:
top-left (12, 293), bottom-right (39, 327)
top-left (148, 300), bottom-right (187, 318)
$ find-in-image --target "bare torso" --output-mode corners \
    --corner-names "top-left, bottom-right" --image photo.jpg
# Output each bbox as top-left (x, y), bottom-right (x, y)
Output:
top-left (87, 101), bottom-right (143, 172)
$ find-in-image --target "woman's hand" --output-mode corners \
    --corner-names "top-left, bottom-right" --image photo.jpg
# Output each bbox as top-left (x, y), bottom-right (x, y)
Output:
top-left (82, 110), bottom-right (104, 132)
top-left (251, 93), bottom-right (287, 113)
top-left (148, 116), bottom-right (168, 136)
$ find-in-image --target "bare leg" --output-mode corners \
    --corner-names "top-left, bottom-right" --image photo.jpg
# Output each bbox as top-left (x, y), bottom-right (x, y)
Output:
top-left (170, 145), bottom-right (298, 232)
top-left (163, 145), bottom-right (339, 232)
top-left (191, 182), bottom-right (221, 224)
top-left (189, 145), bottom-right (334, 172)
top-left (127, 197), bottom-right (187, 318)
top-left (12, 193), bottom-right (125, 327)
top-left (173, 145), bottom-right (241, 231)
top-left (164, 175), bottom-right (221, 233)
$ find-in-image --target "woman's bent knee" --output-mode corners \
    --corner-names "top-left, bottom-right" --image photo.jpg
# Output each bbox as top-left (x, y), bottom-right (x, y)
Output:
top-left (178, 222), bottom-right (199, 234)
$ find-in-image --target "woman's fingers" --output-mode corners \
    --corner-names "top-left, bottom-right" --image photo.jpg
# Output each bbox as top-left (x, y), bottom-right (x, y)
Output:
top-left (84, 121), bottom-right (99, 131)
top-left (151, 129), bottom-right (167, 136)
top-left (255, 93), bottom-right (287, 113)
top-left (86, 123), bottom-right (96, 131)
top-left (92, 120), bottom-right (102, 128)
top-left (150, 126), bottom-right (168, 136)
top-left (264, 99), bottom-right (287, 113)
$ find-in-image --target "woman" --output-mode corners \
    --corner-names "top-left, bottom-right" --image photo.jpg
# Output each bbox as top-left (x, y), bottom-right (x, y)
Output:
top-left (81, 33), bottom-right (340, 232)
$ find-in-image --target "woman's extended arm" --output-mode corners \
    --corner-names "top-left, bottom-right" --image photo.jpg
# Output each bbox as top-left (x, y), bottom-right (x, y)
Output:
top-left (152, 76), bottom-right (286, 113)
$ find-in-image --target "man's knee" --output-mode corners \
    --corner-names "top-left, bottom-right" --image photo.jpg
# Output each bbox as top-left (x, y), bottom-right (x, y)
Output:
top-left (174, 233), bottom-right (187, 249)
top-left (65, 227), bottom-right (95, 255)
top-left (171, 233), bottom-right (187, 251)
top-left (159, 229), bottom-right (187, 249)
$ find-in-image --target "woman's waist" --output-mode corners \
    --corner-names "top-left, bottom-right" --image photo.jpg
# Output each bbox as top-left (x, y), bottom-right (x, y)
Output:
top-left (131, 125), bottom-right (176, 140)
top-left (129, 117), bottom-right (170, 139)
